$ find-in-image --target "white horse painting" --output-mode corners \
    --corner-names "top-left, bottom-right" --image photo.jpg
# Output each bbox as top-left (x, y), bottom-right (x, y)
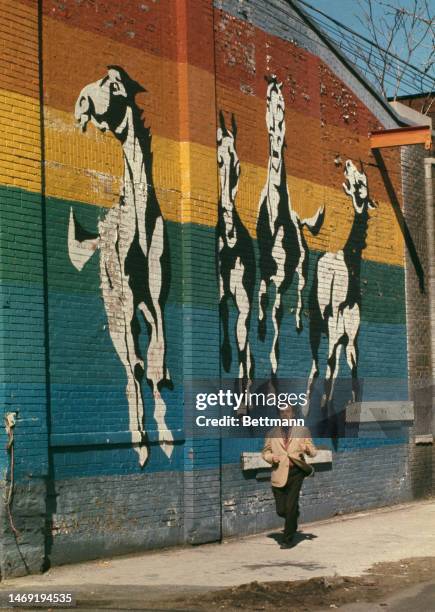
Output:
top-left (69, 66), bottom-right (173, 465)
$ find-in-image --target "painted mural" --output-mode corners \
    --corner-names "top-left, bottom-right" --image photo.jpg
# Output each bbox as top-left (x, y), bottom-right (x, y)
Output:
top-left (0, 0), bottom-right (407, 480)
top-left (68, 66), bottom-right (173, 466)
top-left (216, 76), bottom-right (375, 418)
top-left (306, 160), bottom-right (376, 417)
top-left (0, 0), bottom-right (418, 568)
top-left (216, 111), bottom-right (255, 395)
top-left (256, 76), bottom-right (324, 380)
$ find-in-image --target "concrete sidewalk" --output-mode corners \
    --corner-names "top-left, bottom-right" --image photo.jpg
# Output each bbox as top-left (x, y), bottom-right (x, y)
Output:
top-left (2, 501), bottom-right (435, 594)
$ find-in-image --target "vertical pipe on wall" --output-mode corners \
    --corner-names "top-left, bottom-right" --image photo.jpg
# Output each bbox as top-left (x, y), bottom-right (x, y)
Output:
top-left (37, 0), bottom-right (54, 570)
top-left (210, 0), bottom-right (224, 541)
top-left (176, 0), bottom-right (222, 545)
top-left (423, 158), bottom-right (435, 435)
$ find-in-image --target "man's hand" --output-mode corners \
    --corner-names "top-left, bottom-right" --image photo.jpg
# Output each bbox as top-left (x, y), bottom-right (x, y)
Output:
top-left (272, 455), bottom-right (281, 463)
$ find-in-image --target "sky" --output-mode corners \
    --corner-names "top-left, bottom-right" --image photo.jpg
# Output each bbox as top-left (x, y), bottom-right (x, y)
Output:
top-left (298, 0), bottom-right (434, 96)
top-left (305, 0), bottom-right (362, 31)
top-left (308, 0), bottom-right (433, 35)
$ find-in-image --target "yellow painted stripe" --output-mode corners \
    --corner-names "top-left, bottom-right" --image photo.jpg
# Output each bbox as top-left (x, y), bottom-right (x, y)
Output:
top-left (0, 88), bottom-right (41, 192)
top-left (0, 90), bottom-right (404, 266)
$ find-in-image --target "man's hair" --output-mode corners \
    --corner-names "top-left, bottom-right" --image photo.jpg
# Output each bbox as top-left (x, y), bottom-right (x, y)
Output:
top-left (276, 402), bottom-right (301, 419)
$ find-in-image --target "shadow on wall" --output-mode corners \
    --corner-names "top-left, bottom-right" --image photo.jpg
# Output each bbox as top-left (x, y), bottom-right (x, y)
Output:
top-left (256, 76), bottom-right (324, 382)
top-left (307, 160), bottom-right (376, 431)
top-left (373, 149), bottom-right (425, 294)
top-left (216, 110), bottom-right (256, 401)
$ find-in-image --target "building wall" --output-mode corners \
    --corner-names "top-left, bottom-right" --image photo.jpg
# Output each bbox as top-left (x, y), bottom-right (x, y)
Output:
top-left (0, 0), bottom-right (432, 576)
top-left (213, 0), bottom-right (425, 538)
top-left (0, 0), bottom-right (48, 576)
top-left (402, 146), bottom-right (433, 431)
top-left (396, 94), bottom-right (435, 125)
top-left (401, 145), bottom-right (434, 498)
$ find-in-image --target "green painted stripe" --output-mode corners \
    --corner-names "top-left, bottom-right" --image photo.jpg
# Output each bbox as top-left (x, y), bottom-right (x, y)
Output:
top-left (0, 186), bottom-right (44, 284)
top-left (0, 187), bottom-right (406, 324)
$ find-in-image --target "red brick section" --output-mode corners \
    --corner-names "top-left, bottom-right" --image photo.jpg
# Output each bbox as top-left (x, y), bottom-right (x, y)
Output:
top-left (10, 0), bottom-right (402, 201)
top-left (214, 8), bottom-right (321, 121)
top-left (214, 10), bottom-right (403, 204)
top-left (41, 0), bottom-right (181, 67)
top-left (38, 0), bottom-right (216, 73)
top-left (175, 0), bottom-right (217, 145)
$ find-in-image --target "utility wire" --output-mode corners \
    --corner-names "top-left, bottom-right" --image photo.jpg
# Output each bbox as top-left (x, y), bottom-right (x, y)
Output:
top-left (223, 0), bottom-right (430, 97)
top-left (307, 14), bottom-right (434, 94)
top-left (310, 14), bottom-right (435, 90)
top-left (290, 2), bottom-right (434, 97)
top-left (270, 0), bottom-right (428, 97)
top-left (296, 0), bottom-right (435, 86)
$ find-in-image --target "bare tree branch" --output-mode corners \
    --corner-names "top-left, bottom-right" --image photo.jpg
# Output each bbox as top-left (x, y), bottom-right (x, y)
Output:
top-left (352, 0), bottom-right (435, 113)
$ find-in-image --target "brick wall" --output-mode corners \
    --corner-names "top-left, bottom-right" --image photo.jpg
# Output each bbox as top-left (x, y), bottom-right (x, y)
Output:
top-left (222, 441), bottom-right (414, 538)
top-left (0, 0), bottom-right (432, 577)
top-left (0, 0), bottom-right (48, 576)
top-left (47, 471), bottom-right (184, 566)
top-left (401, 144), bottom-right (434, 496)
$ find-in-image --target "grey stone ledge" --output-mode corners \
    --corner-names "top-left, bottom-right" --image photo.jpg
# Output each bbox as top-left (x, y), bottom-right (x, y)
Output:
top-left (241, 450), bottom-right (332, 471)
top-left (414, 434), bottom-right (433, 445)
top-left (50, 429), bottom-right (184, 447)
top-left (346, 401), bottom-right (414, 423)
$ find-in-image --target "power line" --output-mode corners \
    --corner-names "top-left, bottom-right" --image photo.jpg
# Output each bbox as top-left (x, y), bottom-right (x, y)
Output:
top-left (223, 0), bottom-right (429, 99)
top-left (267, 0), bottom-right (424, 96)
top-left (306, 12), bottom-right (434, 93)
top-left (284, 2), bottom-right (431, 97)
top-left (313, 15), bottom-right (434, 89)
top-left (296, 0), bottom-right (435, 87)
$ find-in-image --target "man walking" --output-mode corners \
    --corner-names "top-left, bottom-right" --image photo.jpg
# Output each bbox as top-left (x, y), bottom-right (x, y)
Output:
top-left (262, 404), bottom-right (317, 548)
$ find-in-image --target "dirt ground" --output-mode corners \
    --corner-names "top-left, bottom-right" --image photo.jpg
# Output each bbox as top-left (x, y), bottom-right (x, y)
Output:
top-left (2, 556), bottom-right (434, 610)
top-left (123, 556), bottom-right (435, 611)
top-left (2, 502), bottom-right (435, 610)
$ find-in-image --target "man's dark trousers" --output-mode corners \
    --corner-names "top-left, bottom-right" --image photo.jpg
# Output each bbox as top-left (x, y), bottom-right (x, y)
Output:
top-left (272, 466), bottom-right (305, 541)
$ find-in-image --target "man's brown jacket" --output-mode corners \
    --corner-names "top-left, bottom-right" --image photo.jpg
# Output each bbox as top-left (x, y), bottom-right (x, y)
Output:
top-left (262, 426), bottom-right (317, 487)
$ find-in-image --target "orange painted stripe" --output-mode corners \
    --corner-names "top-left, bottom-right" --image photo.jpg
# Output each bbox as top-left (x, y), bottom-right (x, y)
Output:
top-left (38, 14), bottom-right (403, 201)
top-left (38, 0), bottom-right (216, 73)
top-left (0, 0), bottom-right (39, 99)
top-left (2, 0), bottom-right (402, 199)
top-left (7, 1), bottom-right (388, 136)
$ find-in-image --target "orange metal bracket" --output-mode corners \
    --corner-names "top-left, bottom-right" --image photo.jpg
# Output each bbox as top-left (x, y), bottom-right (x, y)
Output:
top-left (370, 125), bottom-right (432, 150)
